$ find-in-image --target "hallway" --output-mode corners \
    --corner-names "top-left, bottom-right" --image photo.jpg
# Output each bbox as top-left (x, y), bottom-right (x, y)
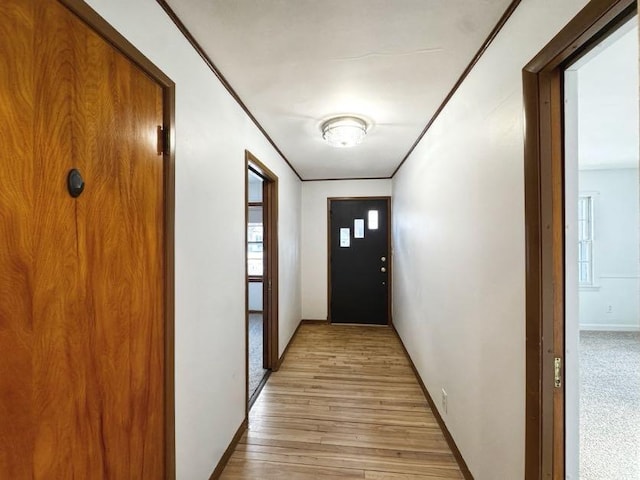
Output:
top-left (220, 324), bottom-right (464, 479)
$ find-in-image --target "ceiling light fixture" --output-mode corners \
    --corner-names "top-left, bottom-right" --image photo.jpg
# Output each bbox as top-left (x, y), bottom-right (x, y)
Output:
top-left (322, 116), bottom-right (367, 148)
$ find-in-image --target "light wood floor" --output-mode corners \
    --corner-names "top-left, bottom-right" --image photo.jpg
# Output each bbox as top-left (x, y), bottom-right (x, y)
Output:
top-left (220, 324), bottom-right (464, 479)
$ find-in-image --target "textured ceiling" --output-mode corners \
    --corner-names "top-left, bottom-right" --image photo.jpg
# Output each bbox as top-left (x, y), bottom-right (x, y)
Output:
top-left (165, 0), bottom-right (515, 180)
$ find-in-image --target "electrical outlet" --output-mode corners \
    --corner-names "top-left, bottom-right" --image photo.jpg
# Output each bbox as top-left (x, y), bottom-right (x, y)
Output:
top-left (607, 305), bottom-right (613, 313)
top-left (441, 389), bottom-right (448, 414)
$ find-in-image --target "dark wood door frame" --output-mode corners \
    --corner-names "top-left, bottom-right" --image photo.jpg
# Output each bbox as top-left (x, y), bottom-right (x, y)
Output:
top-left (523, 1), bottom-right (636, 478)
top-left (38, 1), bottom-right (176, 477)
top-left (245, 151), bottom-right (279, 412)
top-left (327, 197), bottom-right (392, 325)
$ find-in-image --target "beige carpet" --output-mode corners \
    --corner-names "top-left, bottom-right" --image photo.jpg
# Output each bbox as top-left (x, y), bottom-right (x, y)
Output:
top-left (249, 313), bottom-right (267, 400)
top-left (580, 331), bottom-right (640, 479)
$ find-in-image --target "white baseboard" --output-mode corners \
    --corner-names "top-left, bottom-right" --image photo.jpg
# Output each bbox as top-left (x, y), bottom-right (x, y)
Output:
top-left (580, 324), bottom-right (640, 332)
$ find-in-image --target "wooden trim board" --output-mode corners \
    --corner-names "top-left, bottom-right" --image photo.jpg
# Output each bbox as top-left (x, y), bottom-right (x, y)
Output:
top-left (154, 0), bottom-right (302, 181)
top-left (208, 419), bottom-right (248, 480)
top-left (211, 317), bottom-right (306, 477)
top-left (302, 176), bottom-right (392, 182)
top-left (155, 0), bottom-right (523, 183)
top-left (391, 324), bottom-right (474, 480)
top-left (275, 319), bottom-right (305, 370)
top-left (248, 371), bottom-right (271, 410)
top-left (391, 0), bottom-right (522, 177)
top-left (300, 318), bottom-right (330, 324)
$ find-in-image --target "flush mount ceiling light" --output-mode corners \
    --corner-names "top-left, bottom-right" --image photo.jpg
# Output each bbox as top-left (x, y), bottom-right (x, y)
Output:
top-left (321, 116), bottom-right (368, 148)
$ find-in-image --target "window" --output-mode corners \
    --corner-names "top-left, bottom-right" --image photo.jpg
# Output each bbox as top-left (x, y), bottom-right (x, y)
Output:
top-left (368, 210), bottom-right (378, 230)
top-left (248, 204), bottom-right (263, 276)
top-left (578, 195), bottom-right (593, 285)
top-left (248, 223), bottom-right (263, 276)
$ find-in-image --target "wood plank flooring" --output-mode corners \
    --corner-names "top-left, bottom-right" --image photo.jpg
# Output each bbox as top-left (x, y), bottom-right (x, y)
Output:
top-left (220, 324), bottom-right (464, 479)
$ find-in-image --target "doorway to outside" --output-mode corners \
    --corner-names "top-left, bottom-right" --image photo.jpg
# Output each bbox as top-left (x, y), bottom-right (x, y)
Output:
top-left (245, 151), bottom-right (279, 409)
top-left (523, 1), bottom-right (638, 478)
top-left (328, 197), bottom-right (391, 325)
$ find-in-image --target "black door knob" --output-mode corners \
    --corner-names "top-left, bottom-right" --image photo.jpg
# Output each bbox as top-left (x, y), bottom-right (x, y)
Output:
top-left (67, 169), bottom-right (85, 198)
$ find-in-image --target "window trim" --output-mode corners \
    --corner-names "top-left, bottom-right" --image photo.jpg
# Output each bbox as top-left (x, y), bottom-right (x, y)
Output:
top-left (247, 203), bottom-right (264, 278)
top-left (578, 191), bottom-right (599, 289)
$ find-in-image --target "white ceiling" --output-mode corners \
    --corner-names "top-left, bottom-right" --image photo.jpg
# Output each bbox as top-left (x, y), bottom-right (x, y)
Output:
top-left (165, 0), bottom-right (515, 180)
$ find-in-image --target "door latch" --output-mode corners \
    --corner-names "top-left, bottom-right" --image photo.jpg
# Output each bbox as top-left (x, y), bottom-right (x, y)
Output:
top-left (554, 357), bottom-right (562, 388)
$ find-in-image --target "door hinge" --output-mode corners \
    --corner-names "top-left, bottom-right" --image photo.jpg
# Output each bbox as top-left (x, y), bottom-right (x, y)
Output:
top-left (554, 357), bottom-right (562, 388)
top-left (157, 125), bottom-right (168, 155)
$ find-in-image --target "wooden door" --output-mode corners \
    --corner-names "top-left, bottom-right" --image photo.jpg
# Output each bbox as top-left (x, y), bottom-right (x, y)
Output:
top-left (329, 198), bottom-right (390, 325)
top-left (0, 1), bottom-right (167, 477)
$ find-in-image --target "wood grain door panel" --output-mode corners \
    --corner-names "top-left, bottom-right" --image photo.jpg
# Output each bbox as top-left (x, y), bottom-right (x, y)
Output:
top-left (0, 2), bottom-right (37, 478)
top-left (1, 1), bottom-right (166, 477)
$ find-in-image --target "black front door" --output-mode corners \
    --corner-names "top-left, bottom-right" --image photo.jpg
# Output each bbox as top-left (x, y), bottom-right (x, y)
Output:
top-left (329, 198), bottom-right (390, 325)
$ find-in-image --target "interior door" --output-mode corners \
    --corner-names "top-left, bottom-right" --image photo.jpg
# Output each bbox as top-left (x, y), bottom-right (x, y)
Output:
top-left (0, 1), bottom-right (167, 477)
top-left (329, 198), bottom-right (390, 325)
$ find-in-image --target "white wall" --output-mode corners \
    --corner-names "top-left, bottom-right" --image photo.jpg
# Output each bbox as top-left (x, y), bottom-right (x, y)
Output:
top-left (301, 179), bottom-right (392, 320)
top-left (248, 175), bottom-right (263, 202)
top-left (248, 282), bottom-right (263, 311)
top-left (574, 24), bottom-right (640, 331)
top-left (564, 69), bottom-right (581, 480)
top-left (579, 169), bottom-right (640, 331)
top-left (83, 1), bottom-right (302, 478)
top-left (391, 1), bottom-right (590, 479)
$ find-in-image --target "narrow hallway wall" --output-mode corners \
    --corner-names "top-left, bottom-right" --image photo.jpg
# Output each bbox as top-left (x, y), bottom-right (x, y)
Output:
top-left (84, 0), bottom-right (302, 478)
top-left (391, 0), bottom-right (590, 478)
top-left (301, 179), bottom-right (391, 320)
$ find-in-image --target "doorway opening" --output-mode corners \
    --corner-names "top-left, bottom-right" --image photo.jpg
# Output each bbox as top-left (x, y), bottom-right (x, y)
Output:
top-left (245, 151), bottom-right (279, 410)
top-left (564, 14), bottom-right (639, 480)
top-left (523, 0), bottom-right (637, 478)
